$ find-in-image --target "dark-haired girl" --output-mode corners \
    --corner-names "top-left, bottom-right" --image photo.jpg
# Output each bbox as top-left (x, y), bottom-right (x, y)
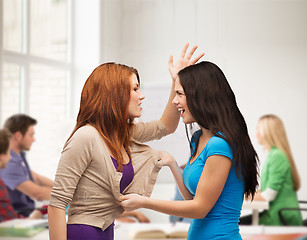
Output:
top-left (120, 61), bottom-right (259, 240)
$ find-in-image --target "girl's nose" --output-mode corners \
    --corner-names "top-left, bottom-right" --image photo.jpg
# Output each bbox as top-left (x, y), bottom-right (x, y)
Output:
top-left (172, 96), bottom-right (178, 105)
top-left (139, 91), bottom-right (145, 100)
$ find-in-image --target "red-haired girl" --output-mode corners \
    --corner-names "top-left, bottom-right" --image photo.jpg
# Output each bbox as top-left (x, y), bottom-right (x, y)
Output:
top-left (48, 44), bottom-right (204, 240)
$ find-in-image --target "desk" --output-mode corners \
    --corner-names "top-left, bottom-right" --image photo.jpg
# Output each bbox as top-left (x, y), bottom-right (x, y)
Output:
top-left (0, 219), bottom-right (49, 240)
top-left (242, 200), bottom-right (269, 225)
top-left (241, 226), bottom-right (307, 240)
top-left (245, 233), bottom-right (307, 240)
top-left (0, 229), bottom-right (49, 240)
top-left (114, 222), bottom-right (188, 240)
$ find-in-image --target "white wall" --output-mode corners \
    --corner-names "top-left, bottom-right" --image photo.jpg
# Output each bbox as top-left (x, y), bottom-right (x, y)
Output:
top-left (96, 0), bottom-right (307, 201)
top-left (12, 0), bottom-right (304, 223)
top-left (30, 0), bottom-right (307, 208)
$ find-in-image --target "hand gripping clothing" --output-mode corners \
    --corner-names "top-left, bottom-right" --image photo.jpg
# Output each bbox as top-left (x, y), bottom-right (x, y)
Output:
top-left (49, 120), bottom-right (167, 233)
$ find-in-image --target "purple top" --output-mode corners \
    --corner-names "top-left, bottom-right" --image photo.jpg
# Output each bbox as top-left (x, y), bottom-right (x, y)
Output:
top-left (0, 150), bottom-right (35, 217)
top-left (111, 156), bottom-right (134, 193)
top-left (67, 223), bottom-right (114, 240)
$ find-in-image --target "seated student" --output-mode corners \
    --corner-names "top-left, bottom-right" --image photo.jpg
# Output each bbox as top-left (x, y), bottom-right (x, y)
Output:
top-left (0, 114), bottom-right (53, 217)
top-left (241, 114), bottom-right (303, 226)
top-left (0, 128), bottom-right (43, 222)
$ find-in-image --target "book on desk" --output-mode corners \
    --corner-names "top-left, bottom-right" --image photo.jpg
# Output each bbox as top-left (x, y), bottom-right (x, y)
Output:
top-left (127, 222), bottom-right (190, 239)
top-left (0, 219), bottom-right (48, 237)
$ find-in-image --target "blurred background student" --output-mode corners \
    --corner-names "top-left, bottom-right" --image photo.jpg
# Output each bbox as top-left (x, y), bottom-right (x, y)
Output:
top-left (241, 114), bottom-right (303, 226)
top-left (0, 128), bottom-right (43, 222)
top-left (0, 114), bottom-right (53, 217)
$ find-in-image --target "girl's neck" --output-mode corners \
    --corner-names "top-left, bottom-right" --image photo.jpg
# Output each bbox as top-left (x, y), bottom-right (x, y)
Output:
top-left (199, 127), bottom-right (213, 141)
top-left (189, 127), bottom-right (213, 164)
top-left (264, 143), bottom-right (271, 151)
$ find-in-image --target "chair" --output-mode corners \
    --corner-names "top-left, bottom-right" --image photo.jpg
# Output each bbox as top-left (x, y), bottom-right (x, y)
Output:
top-left (278, 200), bottom-right (307, 226)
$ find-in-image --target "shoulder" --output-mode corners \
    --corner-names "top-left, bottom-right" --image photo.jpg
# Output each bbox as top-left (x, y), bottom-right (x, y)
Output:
top-left (209, 136), bottom-right (232, 151)
top-left (0, 152), bottom-right (22, 173)
top-left (206, 136), bottom-right (233, 160)
top-left (270, 147), bottom-right (287, 158)
top-left (0, 178), bottom-right (6, 189)
top-left (70, 125), bottom-right (100, 142)
top-left (268, 147), bottom-right (289, 166)
top-left (73, 125), bottom-right (99, 137)
top-left (65, 125), bottom-right (103, 150)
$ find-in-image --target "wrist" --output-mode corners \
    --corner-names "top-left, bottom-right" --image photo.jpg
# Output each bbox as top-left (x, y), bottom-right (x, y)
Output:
top-left (141, 196), bottom-right (149, 208)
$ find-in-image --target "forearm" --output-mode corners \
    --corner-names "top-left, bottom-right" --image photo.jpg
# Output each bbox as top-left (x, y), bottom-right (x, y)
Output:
top-left (36, 174), bottom-right (53, 188)
top-left (16, 182), bottom-right (52, 201)
top-left (48, 205), bottom-right (67, 240)
top-left (28, 210), bottom-right (43, 219)
top-left (26, 186), bottom-right (52, 201)
top-left (160, 80), bottom-right (180, 134)
top-left (168, 161), bottom-right (193, 200)
top-left (143, 197), bottom-right (207, 219)
top-left (36, 187), bottom-right (52, 200)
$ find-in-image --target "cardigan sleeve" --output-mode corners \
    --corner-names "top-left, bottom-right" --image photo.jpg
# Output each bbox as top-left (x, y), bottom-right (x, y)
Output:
top-left (131, 120), bottom-right (168, 143)
top-left (49, 126), bottom-right (94, 210)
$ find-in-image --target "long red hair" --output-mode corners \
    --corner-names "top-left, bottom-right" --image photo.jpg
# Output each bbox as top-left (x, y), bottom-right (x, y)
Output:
top-left (68, 62), bottom-right (140, 171)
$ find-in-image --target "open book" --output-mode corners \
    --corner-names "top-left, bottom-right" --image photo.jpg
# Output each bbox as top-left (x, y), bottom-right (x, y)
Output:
top-left (128, 222), bottom-right (190, 239)
top-left (0, 218), bottom-right (48, 237)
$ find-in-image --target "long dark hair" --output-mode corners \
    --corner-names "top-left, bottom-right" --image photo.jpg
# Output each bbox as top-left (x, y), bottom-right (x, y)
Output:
top-left (178, 61), bottom-right (259, 198)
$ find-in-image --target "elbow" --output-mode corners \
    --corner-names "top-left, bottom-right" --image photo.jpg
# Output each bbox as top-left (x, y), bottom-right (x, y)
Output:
top-left (166, 126), bottom-right (177, 135)
top-left (32, 189), bottom-right (51, 201)
top-left (193, 210), bottom-right (208, 219)
top-left (32, 192), bottom-right (44, 201)
top-left (189, 201), bottom-right (209, 219)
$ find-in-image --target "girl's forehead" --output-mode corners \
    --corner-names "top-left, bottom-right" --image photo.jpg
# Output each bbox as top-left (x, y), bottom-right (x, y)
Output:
top-left (130, 74), bottom-right (138, 85)
top-left (175, 78), bottom-right (183, 89)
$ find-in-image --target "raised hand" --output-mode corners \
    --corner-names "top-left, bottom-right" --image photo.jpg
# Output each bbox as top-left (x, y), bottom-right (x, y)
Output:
top-left (169, 43), bottom-right (205, 81)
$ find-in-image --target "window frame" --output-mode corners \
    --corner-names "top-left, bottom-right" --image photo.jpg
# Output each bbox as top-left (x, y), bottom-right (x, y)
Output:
top-left (0, 0), bottom-right (74, 121)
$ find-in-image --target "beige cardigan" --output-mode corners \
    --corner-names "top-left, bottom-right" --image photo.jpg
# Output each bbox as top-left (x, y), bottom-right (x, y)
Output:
top-left (49, 120), bottom-right (167, 230)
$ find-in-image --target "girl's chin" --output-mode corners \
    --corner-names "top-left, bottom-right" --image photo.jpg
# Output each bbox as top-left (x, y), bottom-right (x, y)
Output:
top-left (182, 118), bottom-right (195, 125)
top-left (128, 113), bottom-right (141, 119)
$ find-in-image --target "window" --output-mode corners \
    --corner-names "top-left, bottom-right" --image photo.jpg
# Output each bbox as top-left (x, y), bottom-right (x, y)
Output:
top-left (1, 0), bottom-right (72, 177)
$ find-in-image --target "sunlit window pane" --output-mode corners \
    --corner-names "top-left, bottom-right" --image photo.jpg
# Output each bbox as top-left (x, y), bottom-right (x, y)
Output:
top-left (3, 0), bottom-right (23, 52)
top-left (1, 64), bottom-right (22, 124)
top-left (30, 0), bottom-right (68, 61)
top-left (28, 64), bottom-right (68, 172)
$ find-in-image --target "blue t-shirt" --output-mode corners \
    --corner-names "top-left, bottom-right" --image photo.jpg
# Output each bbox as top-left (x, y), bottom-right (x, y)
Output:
top-left (0, 150), bottom-right (35, 217)
top-left (182, 132), bottom-right (244, 240)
